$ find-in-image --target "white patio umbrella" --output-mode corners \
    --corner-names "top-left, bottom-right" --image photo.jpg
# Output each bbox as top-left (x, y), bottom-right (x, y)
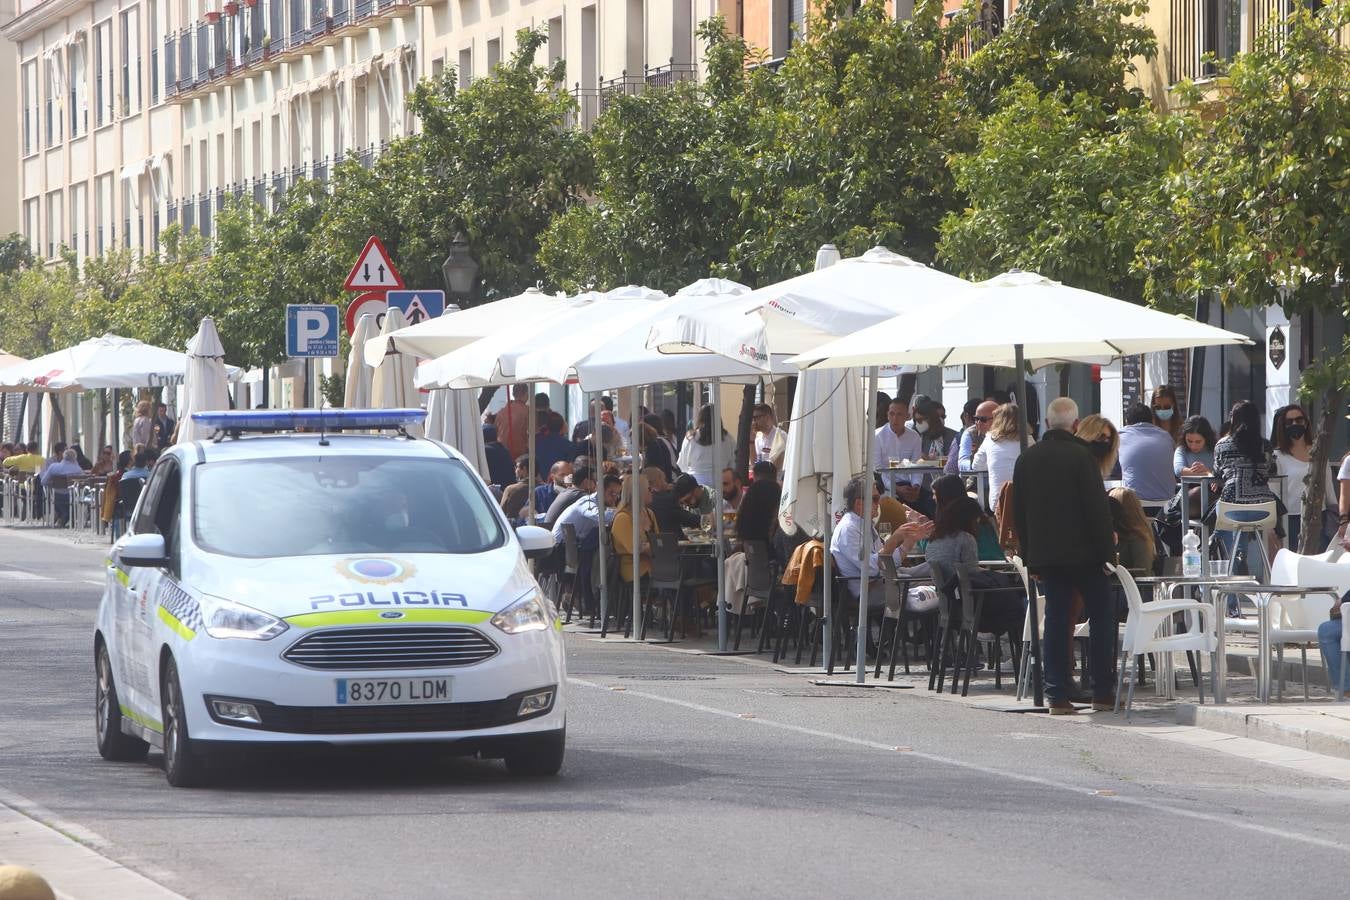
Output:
top-left (647, 246), bottom-right (970, 369)
top-left (792, 269), bottom-right (1253, 697)
top-left (343, 313), bottom-right (378, 409)
top-left (363, 287), bottom-right (565, 368)
top-left (425, 386), bottom-right (489, 478)
top-left (369, 308), bottom-right (422, 438)
top-left (0, 334), bottom-right (241, 391)
top-left (0, 349), bottom-right (25, 370)
top-left (176, 318), bottom-right (232, 444)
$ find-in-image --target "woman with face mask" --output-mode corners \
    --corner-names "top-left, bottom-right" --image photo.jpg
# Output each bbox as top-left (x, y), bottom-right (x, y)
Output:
top-left (1270, 403), bottom-right (1336, 550)
top-left (1150, 385), bottom-right (1181, 443)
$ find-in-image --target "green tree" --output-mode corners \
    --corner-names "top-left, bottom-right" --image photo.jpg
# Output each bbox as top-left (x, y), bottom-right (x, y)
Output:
top-left (951, 0), bottom-right (1157, 117)
top-left (538, 19), bottom-right (759, 292)
top-left (0, 233), bottom-right (34, 276)
top-left (1139, 1), bottom-right (1350, 550)
top-left (939, 79), bottom-right (1190, 299)
top-left (723, 0), bottom-right (961, 281)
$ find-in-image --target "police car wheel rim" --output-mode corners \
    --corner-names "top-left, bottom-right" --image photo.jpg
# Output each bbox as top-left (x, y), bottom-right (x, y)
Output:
top-left (163, 673), bottom-right (182, 766)
top-left (95, 651), bottom-right (112, 742)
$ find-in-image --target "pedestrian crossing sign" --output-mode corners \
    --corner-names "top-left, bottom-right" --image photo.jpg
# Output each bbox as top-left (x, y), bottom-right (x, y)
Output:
top-left (386, 290), bottom-right (447, 326)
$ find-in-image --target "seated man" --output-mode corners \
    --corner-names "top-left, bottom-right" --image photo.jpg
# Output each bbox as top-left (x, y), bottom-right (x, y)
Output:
top-left (673, 473), bottom-right (714, 518)
top-left (721, 468), bottom-right (746, 512)
top-left (41, 448), bottom-right (86, 526)
top-left (830, 475), bottom-right (931, 608)
top-left (645, 467), bottom-right (695, 534)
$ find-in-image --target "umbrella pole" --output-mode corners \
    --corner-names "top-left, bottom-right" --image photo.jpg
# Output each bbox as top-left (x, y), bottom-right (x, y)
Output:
top-left (822, 489), bottom-right (833, 671)
top-left (593, 393), bottom-right (608, 631)
top-left (856, 367), bottom-right (878, 683)
top-left (1015, 343), bottom-right (1044, 707)
top-left (713, 378), bottom-right (728, 652)
top-left (527, 386), bottom-right (537, 523)
top-left (631, 389), bottom-right (642, 639)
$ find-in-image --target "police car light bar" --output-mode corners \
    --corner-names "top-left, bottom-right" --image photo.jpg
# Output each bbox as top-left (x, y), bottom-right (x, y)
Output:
top-left (191, 409), bottom-right (427, 433)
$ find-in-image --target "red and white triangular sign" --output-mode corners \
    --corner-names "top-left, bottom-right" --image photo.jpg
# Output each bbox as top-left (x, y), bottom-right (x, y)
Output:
top-left (343, 236), bottom-right (406, 291)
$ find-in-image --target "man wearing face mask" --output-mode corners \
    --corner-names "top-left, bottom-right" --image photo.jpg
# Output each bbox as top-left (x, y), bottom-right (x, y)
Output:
top-left (830, 475), bottom-right (932, 607)
top-left (1117, 403), bottom-right (1178, 503)
top-left (913, 396), bottom-right (959, 461)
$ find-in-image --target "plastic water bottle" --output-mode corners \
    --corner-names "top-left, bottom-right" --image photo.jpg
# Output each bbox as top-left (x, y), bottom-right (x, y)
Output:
top-left (1182, 528), bottom-right (1202, 578)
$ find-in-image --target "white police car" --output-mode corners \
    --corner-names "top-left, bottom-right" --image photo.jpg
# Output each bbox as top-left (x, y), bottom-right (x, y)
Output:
top-left (94, 409), bottom-right (565, 787)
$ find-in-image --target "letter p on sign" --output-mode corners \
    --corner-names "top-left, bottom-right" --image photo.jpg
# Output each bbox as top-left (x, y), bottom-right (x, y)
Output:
top-left (286, 304), bottom-right (339, 358)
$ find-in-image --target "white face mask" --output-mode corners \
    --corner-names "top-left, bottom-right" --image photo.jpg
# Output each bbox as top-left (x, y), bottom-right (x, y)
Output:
top-left (913, 420), bottom-right (930, 435)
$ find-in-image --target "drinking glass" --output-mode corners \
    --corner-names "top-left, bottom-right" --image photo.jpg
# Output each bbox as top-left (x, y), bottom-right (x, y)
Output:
top-left (1208, 559), bottom-right (1229, 578)
top-left (887, 457), bottom-right (900, 469)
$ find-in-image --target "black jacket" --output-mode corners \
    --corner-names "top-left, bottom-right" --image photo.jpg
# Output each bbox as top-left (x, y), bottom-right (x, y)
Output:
top-left (1012, 429), bottom-right (1115, 572)
top-left (650, 488), bottom-right (698, 533)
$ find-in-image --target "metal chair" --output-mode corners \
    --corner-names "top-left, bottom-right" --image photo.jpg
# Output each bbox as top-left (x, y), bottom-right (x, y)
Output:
top-left (734, 540), bottom-right (775, 651)
top-left (560, 524), bottom-right (582, 623)
top-left (642, 531), bottom-right (684, 641)
top-left (1215, 499), bottom-right (1279, 581)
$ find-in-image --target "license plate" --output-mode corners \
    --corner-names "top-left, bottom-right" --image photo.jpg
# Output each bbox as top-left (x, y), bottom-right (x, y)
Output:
top-left (335, 677), bottom-right (451, 705)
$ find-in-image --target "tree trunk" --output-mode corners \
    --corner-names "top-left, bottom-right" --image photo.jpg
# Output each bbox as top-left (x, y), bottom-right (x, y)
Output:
top-left (734, 384), bottom-right (756, 475)
top-left (1299, 384), bottom-right (1344, 554)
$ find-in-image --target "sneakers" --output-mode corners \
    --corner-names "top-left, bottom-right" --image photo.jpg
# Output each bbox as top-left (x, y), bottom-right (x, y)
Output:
top-left (1048, 701), bottom-right (1077, 716)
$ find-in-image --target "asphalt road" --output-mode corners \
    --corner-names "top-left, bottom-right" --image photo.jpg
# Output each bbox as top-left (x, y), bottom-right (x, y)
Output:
top-left (3, 527), bottom-right (1350, 899)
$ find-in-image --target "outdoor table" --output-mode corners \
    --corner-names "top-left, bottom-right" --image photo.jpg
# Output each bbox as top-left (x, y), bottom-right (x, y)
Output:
top-left (1135, 574), bottom-right (1259, 701)
top-left (1216, 583), bottom-right (1341, 703)
top-left (876, 462), bottom-right (991, 510)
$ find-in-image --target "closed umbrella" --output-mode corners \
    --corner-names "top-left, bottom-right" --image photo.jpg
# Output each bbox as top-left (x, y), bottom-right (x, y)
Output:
top-left (177, 318), bottom-right (232, 444)
top-left (343, 313), bottom-right (378, 409)
top-left (425, 387), bottom-right (489, 478)
top-left (370, 308), bottom-right (422, 437)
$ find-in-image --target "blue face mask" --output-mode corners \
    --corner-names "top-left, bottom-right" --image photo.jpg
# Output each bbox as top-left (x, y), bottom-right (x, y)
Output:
top-left (1155, 408), bottom-right (1174, 422)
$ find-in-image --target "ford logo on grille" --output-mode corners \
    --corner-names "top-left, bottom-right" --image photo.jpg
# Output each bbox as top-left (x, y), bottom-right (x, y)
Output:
top-left (379, 611), bottom-right (405, 619)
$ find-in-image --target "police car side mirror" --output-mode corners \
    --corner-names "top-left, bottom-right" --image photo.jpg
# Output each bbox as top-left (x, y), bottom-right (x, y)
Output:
top-left (515, 525), bottom-right (553, 560)
top-left (120, 533), bottom-right (169, 568)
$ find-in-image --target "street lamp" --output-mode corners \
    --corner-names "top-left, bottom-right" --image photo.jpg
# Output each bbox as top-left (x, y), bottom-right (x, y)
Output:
top-left (441, 231), bottom-right (479, 306)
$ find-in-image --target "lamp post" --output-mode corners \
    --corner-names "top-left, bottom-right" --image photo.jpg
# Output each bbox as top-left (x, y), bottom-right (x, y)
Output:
top-left (440, 231), bottom-right (479, 307)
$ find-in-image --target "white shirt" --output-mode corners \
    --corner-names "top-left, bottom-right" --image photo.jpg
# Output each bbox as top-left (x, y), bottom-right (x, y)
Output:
top-left (677, 433), bottom-right (732, 487)
top-left (873, 424), bottom-right (923, 494)
top-left (551, 493), bottom-right (616, 545)
top-left (971, 436), bottom-right (1029, 514)
top-left (1339, 456), bottom-right (1350, 481)
top-left (754, 426), bottom-right (787, 467)
top-left (1274, 450), bottom-right (1336, 516)
top-left (830, 511), bottom-right (881, 596)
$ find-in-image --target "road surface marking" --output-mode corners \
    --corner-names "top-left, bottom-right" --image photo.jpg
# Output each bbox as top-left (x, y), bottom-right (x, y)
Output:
top-left (0, 570), bottom-right (50, 581)
top-left (570, 676), bottom-right (1350, 854)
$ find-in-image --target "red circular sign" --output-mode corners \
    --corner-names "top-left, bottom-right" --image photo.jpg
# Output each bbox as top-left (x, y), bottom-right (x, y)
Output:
top-left (345, 291), bottom-right (389, 336)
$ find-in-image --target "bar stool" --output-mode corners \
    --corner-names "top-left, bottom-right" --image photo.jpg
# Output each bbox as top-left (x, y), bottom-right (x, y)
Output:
top-left (1215, 500), bottom-right (1279, 579)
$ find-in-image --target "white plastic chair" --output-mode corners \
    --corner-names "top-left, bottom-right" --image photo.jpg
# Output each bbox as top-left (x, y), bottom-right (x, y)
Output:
top-left (1215, 499), bottom-right (1279, 580)
top-left (1112, 563), bottom-right (1217, 719)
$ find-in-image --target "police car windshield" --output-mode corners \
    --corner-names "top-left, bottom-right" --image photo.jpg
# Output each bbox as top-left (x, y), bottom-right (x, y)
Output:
top-left (193, 455), bottom-right (505, 558)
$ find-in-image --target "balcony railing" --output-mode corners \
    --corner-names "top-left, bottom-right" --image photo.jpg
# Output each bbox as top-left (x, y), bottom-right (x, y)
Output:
top-left (643, 60), bottom-right (697, 89)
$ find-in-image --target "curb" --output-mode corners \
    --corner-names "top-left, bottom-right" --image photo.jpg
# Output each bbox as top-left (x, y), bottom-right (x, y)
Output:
top-left (1177, 703), bottom-right (1350, 761)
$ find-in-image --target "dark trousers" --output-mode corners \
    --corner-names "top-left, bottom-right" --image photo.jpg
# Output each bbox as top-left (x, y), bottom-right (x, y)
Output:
top-left (1039, 565), bottom-right (1113, 703)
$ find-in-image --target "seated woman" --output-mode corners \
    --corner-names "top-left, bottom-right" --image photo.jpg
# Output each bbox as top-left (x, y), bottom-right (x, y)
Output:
top-left (1108, 487), bottom-right (1157, 577)
top-left (925, 496), bottom-right (1025, 635)
top-left (611, 472), bottom-right (656, 585)
top-left (930, 474), bottom-right (1002, 560)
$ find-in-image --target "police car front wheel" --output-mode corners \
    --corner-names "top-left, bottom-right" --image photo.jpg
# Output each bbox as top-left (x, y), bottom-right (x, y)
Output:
top-left (95, 643), bottom-right (148, 762)
top-left (503, 728), bottom-right (565, 777)
top-left (161, 657), bottom-right (209, 788)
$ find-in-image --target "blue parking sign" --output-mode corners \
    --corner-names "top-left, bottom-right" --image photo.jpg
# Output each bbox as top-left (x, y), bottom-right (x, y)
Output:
top-left (286, 304), bottom-right (340, 358)
top-left (386, 290), bottom-right (446, 326)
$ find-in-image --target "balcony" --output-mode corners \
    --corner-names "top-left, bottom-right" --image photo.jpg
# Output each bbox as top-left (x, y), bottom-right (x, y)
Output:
top-left (643, 60), bottom-right (696, 89)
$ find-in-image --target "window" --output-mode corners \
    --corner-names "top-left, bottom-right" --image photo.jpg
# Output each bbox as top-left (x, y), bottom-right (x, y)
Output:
top-left (22, 61), bottom-right (37, 156)
top-left (1203, 0), bottom-right (1242, 69)
top-left (69, 39), bottom-right (87, 137)
top-left (432, 56), bottom-right (444, 79)
top-left (486, 37), bottom-right (501, 70)
top-left (46, 191), bottom-right (62, 259)
top-left (193, 457), bottom-right (506, 558)
top-left (457, 46), bottom-right (472, 89)
top-left (43, 56), bottom-right (56, 147)
top-left (94, 21), bottom-right (115, 127)
top-left (121, 8), bottom-right (142, 116)
top-left (71, 183), bottom-right (87, 262)
top-left (23, 199), bottom-right (40, 256)
top-left (122, 179), bottom-right (135, 249)
top-left (96, 174), bottom-right (113, 255)
top-left (149, 0), bottom-right (161, 104)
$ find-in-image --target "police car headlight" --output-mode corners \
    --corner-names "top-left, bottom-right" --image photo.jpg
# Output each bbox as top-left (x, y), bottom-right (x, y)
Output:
top-left (201, 595), bottom-right (288, 641)
top-left (490, 592), bottom-right (551, 634)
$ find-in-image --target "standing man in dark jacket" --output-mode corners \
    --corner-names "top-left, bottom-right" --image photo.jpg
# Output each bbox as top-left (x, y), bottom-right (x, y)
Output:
top-left (1012, 397), bottom-right (1117, 715)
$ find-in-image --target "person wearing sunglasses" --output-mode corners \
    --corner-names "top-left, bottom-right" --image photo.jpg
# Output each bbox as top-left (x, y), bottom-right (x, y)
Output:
top-left (952, 399), bottom-right (999, 475)
top-left (1271, 403), bottom-right (1336, 550)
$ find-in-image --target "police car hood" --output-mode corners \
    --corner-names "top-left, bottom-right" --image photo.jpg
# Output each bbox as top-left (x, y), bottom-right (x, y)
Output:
top-left (189, 545), bottom-right (538, 620)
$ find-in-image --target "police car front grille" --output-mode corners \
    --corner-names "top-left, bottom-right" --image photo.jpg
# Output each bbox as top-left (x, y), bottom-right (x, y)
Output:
top-left (282, 626), bottom-right (499, 670)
